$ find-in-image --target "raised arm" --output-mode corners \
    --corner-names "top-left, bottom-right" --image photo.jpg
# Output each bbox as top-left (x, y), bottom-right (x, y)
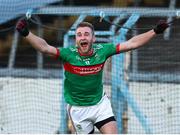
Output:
top-left (16, 19), bottom-right (57, 57)
top-left (118, 20), bottom-right (169, 53)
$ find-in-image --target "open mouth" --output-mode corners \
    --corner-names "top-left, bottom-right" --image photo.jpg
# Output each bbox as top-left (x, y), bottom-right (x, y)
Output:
top-left (80, 41), bottom-right (88, 47)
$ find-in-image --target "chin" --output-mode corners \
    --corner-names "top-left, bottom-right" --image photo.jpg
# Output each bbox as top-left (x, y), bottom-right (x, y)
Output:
top-left (82, 50), bottom-right (89, 54)
top-left (81, 48), bottom-right (89, 53)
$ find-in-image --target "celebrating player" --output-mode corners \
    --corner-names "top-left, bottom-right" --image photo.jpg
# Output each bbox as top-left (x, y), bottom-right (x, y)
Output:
top-left (16, 19), bottom-right (168, 134)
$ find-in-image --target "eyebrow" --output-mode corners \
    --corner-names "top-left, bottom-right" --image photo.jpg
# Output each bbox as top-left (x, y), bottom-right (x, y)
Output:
top-left (76, 32), bottom-right (81, 35)
top-left (78, 31), bottom-right (90, 34)
top-left (76, 31), bottom-right (90, 35)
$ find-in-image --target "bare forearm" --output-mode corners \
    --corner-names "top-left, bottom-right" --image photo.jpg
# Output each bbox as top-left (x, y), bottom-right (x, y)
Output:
top-left (128, 30), bottom-right (156, 49)
top-left (25, 32), bottom-right (49, 53)
top-left (25, 32), bottom-right (57, 57)
top-left (119, 30), bottom-right (156, 52)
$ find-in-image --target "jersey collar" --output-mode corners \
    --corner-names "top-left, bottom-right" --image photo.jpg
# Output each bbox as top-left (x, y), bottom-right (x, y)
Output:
top-left (77, 48), bottom-right (94, 56)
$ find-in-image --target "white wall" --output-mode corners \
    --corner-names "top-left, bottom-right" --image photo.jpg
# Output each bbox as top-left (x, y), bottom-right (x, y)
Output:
top-left (1, 77), bottom-right (180, 133)
top-left (128, 82), bottom-right (180, 133)
top-left (0, 77), bottom-right (62, 133)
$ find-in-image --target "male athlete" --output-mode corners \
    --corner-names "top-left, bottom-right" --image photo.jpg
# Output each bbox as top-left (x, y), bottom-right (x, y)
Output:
top-left (16, 19), bottom-right (168, 134)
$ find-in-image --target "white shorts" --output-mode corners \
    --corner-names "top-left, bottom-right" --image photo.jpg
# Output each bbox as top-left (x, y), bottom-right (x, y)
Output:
top-left (67, 94), bottom-right (116, 134)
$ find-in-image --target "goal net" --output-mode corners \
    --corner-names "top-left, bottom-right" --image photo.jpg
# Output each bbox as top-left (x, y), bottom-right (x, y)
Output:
top-left (0, 1), bottom-right (180, 134)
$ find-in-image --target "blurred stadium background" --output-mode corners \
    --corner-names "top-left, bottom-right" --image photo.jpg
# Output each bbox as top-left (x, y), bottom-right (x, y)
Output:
top-left (0, 0), bottom-right (180, 134)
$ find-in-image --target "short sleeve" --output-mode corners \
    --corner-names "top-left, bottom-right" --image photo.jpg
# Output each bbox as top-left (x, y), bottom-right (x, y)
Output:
top-left (56, 47), bottom-right (69, 62)
top-left (101, 43), bottom-right (120, 58)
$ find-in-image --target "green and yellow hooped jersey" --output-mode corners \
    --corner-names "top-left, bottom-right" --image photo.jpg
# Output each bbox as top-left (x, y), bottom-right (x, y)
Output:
top-left (56, 43), bottom-right (120, 106)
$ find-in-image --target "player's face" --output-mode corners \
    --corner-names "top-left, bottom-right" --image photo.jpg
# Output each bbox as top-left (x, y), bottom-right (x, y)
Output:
top-left (76, 27), bottom-right (95, 54)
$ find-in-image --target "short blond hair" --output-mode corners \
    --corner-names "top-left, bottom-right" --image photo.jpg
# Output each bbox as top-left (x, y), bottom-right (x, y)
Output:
top-left (76, 22), bottom-right (94, 35)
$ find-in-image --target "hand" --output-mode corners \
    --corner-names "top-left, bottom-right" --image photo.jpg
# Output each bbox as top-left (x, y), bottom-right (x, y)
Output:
top-left (153, 20), bottom-right (169, 34)
top-left (16, 18), bottom-right (29, 37)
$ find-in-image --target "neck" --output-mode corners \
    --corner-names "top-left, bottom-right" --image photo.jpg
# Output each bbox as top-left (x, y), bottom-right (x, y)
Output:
top-left (78, 48), bottom-right (93, 56)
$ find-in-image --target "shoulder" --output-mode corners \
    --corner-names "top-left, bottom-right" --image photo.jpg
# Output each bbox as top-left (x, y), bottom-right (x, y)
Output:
top-left (93, 44), bottom-right (104, 50)
top-left (93, 43), bottom-right (114, 49)
top-left (57, 45), bottom-right (78, 59)
top-left (59, 45), bottom-right (77, 53)
top-left (69, 46), bottom-right (77, 51)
